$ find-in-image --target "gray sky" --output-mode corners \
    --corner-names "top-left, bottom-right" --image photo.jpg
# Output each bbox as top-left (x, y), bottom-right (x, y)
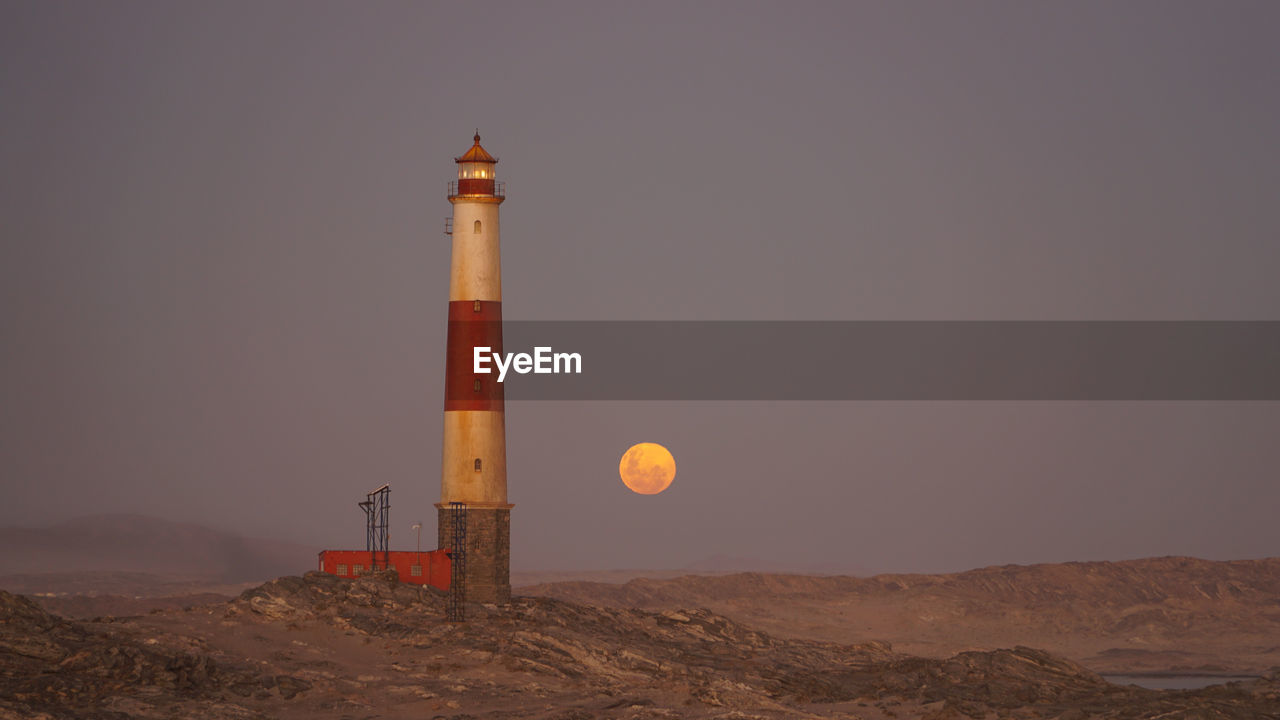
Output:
top-left (2, 1), bottom-right (1279, 573)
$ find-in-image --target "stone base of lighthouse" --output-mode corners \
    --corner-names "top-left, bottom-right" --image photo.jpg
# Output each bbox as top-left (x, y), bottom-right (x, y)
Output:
top-left (437, 506), bottom-right (511, 604)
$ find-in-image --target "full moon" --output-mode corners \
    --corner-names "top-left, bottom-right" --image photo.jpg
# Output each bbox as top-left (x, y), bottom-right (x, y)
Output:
top-left (619, 443), bottom-right (676, 495)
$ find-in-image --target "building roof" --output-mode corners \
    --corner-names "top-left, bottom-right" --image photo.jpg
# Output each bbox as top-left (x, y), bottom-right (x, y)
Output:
top-left (455, 132), bottom-right (497, 164)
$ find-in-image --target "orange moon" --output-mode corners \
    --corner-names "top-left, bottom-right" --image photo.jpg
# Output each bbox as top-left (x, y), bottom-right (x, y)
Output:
top-left (619, 443), bottom-right (676, 495)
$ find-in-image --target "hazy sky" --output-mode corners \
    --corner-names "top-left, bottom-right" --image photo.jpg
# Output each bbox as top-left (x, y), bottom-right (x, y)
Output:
top-left (3, 1), bottom-right (1279, 573)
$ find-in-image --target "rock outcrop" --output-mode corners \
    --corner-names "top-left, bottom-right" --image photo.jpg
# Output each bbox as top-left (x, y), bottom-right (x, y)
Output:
top-left (0, 589), bottom-right (309, 719)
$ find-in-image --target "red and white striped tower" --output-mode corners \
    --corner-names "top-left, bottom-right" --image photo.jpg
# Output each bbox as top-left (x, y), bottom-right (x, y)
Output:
top-left (438, 133), bottom-right (510, 604)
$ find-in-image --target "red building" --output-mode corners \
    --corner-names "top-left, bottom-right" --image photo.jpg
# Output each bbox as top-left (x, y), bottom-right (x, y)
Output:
top-left (317, 549), bottom-right (451, 591)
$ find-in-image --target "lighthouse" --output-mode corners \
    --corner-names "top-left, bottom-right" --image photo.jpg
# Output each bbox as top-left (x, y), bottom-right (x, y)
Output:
top-left (438, 133), bottom-right (511, 604)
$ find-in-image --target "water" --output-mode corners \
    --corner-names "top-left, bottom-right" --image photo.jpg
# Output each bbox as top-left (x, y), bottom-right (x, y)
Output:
top-left (1103, 674), bottom-right (1259, 691)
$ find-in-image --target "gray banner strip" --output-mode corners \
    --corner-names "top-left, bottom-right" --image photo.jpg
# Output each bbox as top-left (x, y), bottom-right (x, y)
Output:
top-left (479, 322), bottom-right (1280, 400)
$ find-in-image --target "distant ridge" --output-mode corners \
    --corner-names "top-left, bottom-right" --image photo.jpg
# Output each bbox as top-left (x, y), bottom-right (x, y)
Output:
top-left (522, 556), bottom-right (1280, 606)
top-left (0, 514), bottom-right (315, 592)
top-left (509, 555), bottom-right (872, 587)
top-left (680, 553), bottom-right (873, 576)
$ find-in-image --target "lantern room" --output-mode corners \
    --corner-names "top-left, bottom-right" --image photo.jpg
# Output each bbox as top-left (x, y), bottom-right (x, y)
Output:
top-left (451, 132), bottom-right (503, 198)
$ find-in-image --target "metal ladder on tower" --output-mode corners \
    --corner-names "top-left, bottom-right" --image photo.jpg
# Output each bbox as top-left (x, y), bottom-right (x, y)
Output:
top-left (446, 501), bottom-right (466, 622)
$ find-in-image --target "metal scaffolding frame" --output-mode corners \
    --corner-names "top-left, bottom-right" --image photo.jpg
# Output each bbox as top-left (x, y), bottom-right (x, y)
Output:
top-left (358, 484), bottom-right (390, 570)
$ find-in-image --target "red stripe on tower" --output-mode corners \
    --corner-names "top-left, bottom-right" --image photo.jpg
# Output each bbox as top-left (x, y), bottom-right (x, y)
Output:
top-left (443, 300), bottom-right (504, 411)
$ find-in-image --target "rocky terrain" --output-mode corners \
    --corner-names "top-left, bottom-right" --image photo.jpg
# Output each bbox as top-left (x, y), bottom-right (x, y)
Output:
top-left (4, 571), bottom-right (1280, 719)
top-left (521, 557), bottom-right (1280, 676)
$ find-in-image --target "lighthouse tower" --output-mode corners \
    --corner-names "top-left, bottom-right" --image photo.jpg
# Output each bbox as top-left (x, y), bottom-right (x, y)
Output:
top-left (438, 133), bottom-right (510, 604)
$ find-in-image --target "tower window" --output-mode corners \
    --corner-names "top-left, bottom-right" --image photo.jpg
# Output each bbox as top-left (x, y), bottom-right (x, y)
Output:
top-left (474, 300), bottom-right (481, 312)
top-left (473, 220), bottom-right (481, 233)
top-left (474, 458), bottom-right (482, 472)
top-left (474, 379), bottom-right (481, 393)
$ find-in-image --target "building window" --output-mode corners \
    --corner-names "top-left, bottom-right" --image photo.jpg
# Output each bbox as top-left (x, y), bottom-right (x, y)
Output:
top-left (336, 564), bottom-right (347, 576)
top-left (474, 379), bottom-right (481, 393)
top-left (473, 300), bottom-right (481, 312)
top-left (411, 565), bottom-right (423, 577)
top-left (353, 564), bottom-right (363, 574)
top-left (473, 220), bottom-right (482, 233)
top-left (474, 458), bottom-right (482, 472)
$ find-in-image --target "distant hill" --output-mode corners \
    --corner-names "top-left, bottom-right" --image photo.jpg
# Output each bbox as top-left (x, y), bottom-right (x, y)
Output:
top-left (0, 514), bottom-right (316, 596)
top-left (509, 556), bottom-right (871, 587)
top-left (680, 553), bottom-right (873, 576)
top-left (510, 568), bottom-right (739, 587)
top-left (519, 556), bottom-right (1280, 675)
top-left (521, 556), bottom-right (1280, 610)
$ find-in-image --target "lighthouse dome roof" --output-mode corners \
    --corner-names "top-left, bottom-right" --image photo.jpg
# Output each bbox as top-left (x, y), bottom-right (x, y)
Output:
top-left (455, 133), bottom-right (497, 164)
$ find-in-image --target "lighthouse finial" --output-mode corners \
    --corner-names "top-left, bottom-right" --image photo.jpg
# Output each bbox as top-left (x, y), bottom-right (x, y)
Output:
top-left (474, 129), bottom-right (481, 144)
